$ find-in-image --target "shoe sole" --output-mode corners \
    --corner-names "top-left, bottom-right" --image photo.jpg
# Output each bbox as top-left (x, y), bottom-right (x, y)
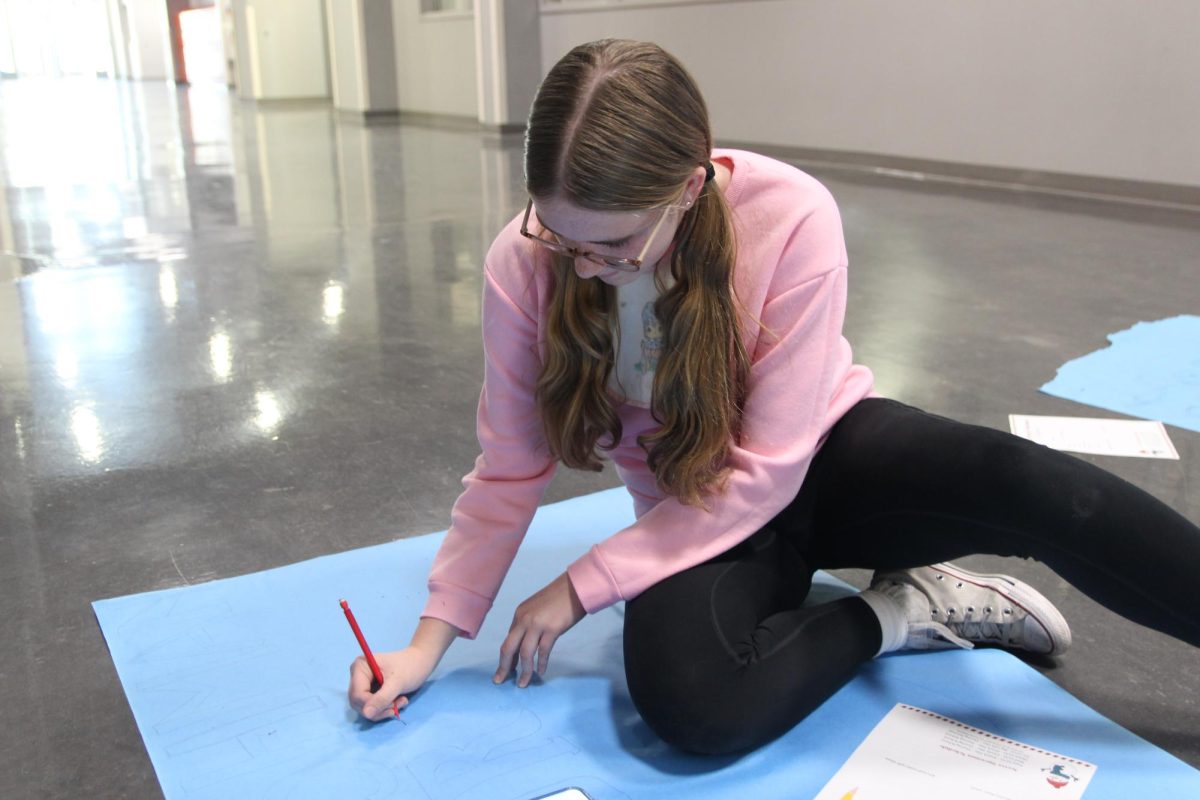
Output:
top-left (927, 562), bottom-right (1072, 657)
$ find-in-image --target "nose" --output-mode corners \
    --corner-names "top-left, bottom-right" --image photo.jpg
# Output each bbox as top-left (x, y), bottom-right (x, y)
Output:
top-left (574, 256), bottom-right (606, 280)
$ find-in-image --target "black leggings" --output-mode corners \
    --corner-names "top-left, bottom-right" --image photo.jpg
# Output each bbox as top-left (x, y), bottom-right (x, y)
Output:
top-left (622, 398), bottom-right (1200, 755)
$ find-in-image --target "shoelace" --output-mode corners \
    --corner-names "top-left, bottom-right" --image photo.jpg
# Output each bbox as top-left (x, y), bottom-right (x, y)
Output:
top-left (911, 621), bottom-right (974, 650)
top-left (948, 617), bottom-right (1021, 647)
top-left (921, 611), bottom-right (1022, 650)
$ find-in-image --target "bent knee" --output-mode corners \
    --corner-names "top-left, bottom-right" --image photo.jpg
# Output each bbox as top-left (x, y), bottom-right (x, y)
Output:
top-left (626, 665), bottom-right (795, 755)
top-left (633, 695), bottom-right (793, 756)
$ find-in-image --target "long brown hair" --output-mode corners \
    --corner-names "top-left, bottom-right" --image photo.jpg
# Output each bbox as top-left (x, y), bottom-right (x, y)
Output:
top-left (526, 40), bottom-right (750, 508)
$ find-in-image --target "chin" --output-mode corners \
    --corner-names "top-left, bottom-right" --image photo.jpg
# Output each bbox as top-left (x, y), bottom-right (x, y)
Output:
top-left (597, 270), bottom-right (642, 286)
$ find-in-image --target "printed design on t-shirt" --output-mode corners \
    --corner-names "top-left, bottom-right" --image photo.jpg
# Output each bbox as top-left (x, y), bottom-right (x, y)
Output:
top-left (635, 301), bottom-right (663, 376)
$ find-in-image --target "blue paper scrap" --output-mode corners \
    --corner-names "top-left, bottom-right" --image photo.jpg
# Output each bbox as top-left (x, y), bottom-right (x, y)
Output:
top-left (94, 488), bottom-right (1200, 799)
top-left (1041, 315), bottom-right (1200, 433)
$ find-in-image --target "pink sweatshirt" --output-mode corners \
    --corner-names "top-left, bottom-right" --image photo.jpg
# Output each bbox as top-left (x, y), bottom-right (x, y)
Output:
top-left (422, 149), bottom-right (875, 639)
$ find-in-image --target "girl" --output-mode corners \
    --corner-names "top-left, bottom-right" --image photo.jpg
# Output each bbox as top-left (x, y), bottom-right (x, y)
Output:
top-left (348, 39), bottom-right (1199, 755)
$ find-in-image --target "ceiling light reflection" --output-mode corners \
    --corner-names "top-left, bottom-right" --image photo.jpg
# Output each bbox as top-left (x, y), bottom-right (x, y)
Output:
top-left (209, 331), bottom-right (232, 381)
top-left (159, 267), bottom-right (179, 309)
top-left (14, 417), bottom-right (27, 462)
top-left (322, 282), bottom-right (345, 324)
top-left (254, 390), bottom-right (282, 434)
top-left (71, 404), bottom-right (104, 464)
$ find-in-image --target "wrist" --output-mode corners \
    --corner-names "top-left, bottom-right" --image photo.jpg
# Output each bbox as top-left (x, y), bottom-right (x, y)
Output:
top-left (410, 616), bottom-right (460, 664)
top-left (563, 573), bottom-right (586, 619)
top-left (405, 643), bottom-right (442, 674)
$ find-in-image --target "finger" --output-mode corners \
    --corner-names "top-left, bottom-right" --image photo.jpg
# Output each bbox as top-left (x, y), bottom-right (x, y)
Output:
top-left (363, 682), bottom-right (404, 720)
top-left (347, 657), bottom-right (374, 710)
top-left (494, 628), bottom-right (521, 684)
top-left (517, 632), bottom-right (541, 688)
top-left (374, 695), bottom-right (409, 720)
top-left (536, 633), bottom-right (558, 677)
top-left (494, 642), bottom-right (514, 683)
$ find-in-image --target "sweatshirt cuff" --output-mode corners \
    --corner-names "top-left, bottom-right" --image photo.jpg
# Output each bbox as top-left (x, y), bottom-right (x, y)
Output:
top-left (422, 581), bottom-right (494, 640)
top-left (566, 546), bottom-right (622, 614)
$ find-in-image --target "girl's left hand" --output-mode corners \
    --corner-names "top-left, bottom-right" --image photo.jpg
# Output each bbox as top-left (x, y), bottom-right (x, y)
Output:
top-left (494, 572), bottom-right (586, 688)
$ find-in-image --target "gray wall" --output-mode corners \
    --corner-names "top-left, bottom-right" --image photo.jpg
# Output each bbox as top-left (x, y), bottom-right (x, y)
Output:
top-left (541, 0), bottom-right (1200, 188)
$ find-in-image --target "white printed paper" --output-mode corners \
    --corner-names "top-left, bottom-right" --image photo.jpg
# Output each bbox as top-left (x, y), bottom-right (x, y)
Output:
top-left (1009, 414), bottom-right (1179, 459)
top-left (814, 704), bottom-right (1096, 799)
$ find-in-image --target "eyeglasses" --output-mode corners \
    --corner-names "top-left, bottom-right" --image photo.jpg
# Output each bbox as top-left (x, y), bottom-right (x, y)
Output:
top-left (519, 194), bottom-right (688, 273)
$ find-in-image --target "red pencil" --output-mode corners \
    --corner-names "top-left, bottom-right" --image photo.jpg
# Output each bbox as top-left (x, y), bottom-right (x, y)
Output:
top-left (340, 598), bottom-right (399, 718)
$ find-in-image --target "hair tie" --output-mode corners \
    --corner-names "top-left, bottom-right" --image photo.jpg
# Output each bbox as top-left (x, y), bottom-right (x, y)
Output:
top-left (703, 161), bottom-right (716, 183)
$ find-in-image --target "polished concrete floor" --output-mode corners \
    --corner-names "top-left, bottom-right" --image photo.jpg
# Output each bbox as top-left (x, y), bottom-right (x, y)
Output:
top-left (0, 77), bottom-right (1197, 798)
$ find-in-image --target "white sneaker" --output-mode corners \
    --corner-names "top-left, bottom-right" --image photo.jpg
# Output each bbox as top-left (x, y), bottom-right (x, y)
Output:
top-left (867, 562), bottom-right (1072, 657)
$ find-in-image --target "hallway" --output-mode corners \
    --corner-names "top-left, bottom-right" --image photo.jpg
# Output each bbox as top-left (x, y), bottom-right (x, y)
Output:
top-left (0, 77), bottom-right (1197, 797)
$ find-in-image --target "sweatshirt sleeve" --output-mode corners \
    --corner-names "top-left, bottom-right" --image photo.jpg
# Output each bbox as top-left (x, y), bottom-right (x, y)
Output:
top-left (421, 258), bottom-right (557, 639)
top-left (566, 192), bottom-right (858, 614)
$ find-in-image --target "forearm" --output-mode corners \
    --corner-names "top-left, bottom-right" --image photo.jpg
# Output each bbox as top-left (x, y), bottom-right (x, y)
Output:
top-left (410, 616), bottom-right (462, 664)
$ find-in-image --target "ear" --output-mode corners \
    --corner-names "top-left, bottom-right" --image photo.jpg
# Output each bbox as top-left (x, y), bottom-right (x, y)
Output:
top-left (682, 165), bottom-right (707, 208)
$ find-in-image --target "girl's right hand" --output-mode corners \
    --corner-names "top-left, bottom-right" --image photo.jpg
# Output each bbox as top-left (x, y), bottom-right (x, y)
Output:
top-left (347, 646), bottom-right (438, 721)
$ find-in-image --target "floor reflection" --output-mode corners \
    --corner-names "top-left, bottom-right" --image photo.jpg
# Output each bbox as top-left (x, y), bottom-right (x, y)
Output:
top-left (0, 76), bottom-right (525, 480)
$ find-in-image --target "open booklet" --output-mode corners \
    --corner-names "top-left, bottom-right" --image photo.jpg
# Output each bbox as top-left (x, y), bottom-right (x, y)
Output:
top-left (814, 704), bottom-right (1096, 799)
top-left (1008, 414), bottom-right (1178, 459)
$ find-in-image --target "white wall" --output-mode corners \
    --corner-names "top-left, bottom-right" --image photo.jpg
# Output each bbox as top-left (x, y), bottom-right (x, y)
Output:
top-left (217, 0), bottom-right (238, 86)
top-left (540, 0), bottom-right (1200, 188)
top-left (475, 0), bottom-right (541, 127)
top-left (230, 0), bottom-right (252, 91)
top-left (238, 0), bottom-right (329, 99)
top-left (103, 0), bottom-right (128, 78)
top-left (391, 2), bottom-right (476, 117)
top-left (326, 0), bottom-right (397, 113)
top-left (111, 0), bottom-right (173, 81)
top-left (326, 0), bottom-right (366, 110)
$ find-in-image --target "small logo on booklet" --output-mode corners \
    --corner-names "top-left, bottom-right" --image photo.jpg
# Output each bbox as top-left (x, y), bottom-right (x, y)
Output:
top-left (1042, 763), bottom-right (1080, 789)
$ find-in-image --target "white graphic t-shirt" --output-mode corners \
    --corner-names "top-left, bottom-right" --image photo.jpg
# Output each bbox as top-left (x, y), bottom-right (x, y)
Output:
top-left (610, 267), bottom-right (674, 408)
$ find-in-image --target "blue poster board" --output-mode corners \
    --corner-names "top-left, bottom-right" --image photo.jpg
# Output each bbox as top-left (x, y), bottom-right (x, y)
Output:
top-left (94, 488), bottom-right (1200, 798)
top-left (1042, 315), bottom-right (1200, 433)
